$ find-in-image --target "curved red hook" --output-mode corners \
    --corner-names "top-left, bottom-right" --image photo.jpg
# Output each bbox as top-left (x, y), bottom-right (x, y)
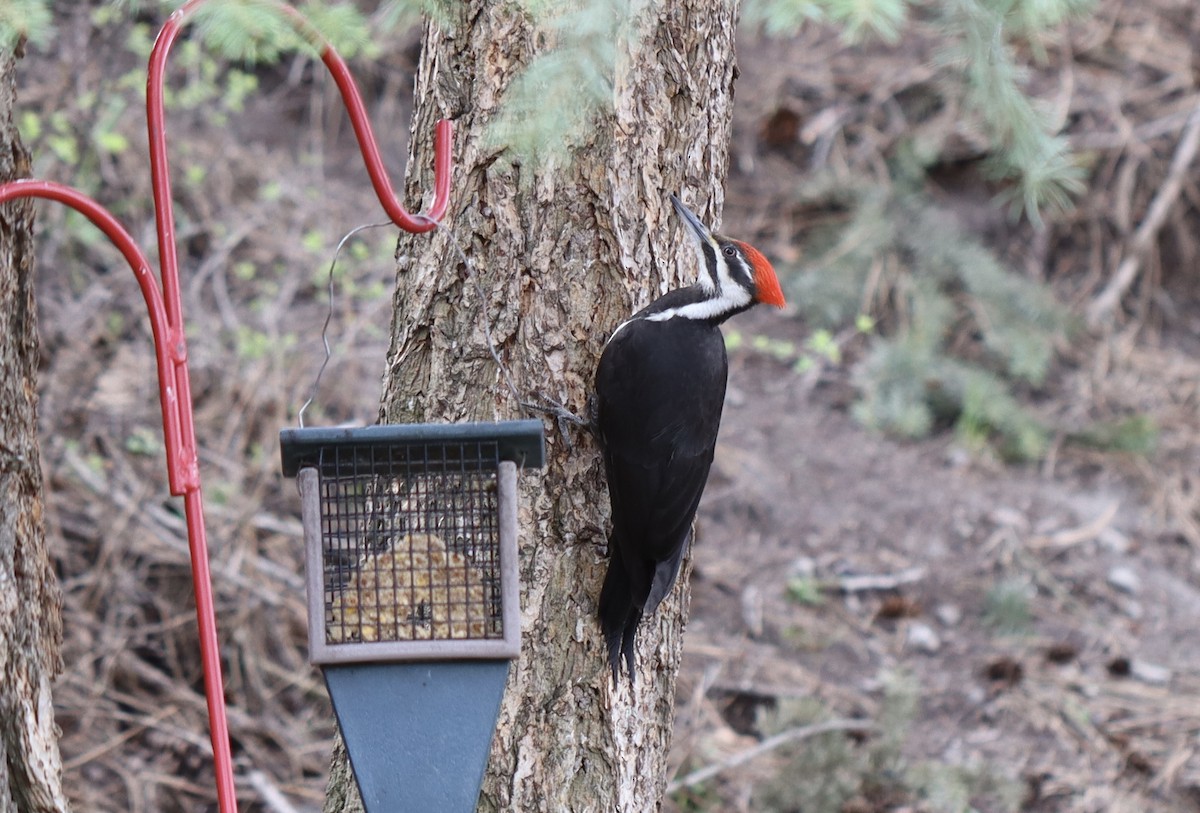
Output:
top-left (0, 181), bottom-right (180, 460)
top-left (147, 0), bottom-right (453, 333)
top-left (0, 179), bottom-right (236, 812)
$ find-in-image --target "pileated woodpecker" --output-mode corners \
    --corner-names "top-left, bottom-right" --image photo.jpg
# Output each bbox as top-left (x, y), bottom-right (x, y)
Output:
top-left (595, 195), bottom-right (786, 681)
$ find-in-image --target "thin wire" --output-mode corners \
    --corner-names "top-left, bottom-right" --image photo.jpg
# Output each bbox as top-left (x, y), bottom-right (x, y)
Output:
top-left (298, 220), bottom-right (393, 427)
top-left (300, 219), bottom-right (586, 437)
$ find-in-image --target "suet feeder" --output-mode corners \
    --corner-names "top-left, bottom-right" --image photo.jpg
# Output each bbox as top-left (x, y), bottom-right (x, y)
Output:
top-left (279, 420), bottom-right (544, 812)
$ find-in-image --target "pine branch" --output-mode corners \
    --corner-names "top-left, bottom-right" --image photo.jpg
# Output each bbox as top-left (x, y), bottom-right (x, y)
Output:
top-left (0, 0), bottom-right (53, 50)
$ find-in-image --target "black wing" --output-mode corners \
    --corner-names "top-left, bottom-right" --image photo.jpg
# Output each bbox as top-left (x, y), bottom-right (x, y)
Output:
top-left (595, 316), bottom-right (727, 679)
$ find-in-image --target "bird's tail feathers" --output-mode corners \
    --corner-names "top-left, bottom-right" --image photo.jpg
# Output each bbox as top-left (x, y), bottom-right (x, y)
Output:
top-left (644, 530), bottom-right (691, 616)
top-left (598, 544), bottom-right (642, 685)
top-left (619, 609), bottom-right (641, 685)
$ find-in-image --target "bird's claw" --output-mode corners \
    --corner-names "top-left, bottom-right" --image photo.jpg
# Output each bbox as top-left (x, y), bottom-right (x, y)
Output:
top-left (522, 394), bottom-right (595, 451)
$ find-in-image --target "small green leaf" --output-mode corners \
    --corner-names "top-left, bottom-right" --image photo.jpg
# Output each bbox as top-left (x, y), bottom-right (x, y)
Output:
top-left (259, 180), bottom-right (283, 202)
top-left (18, 111), bottom-right (41, 140)
top-left (96, 130), bottom-right (130, 155)
top-left (47, 134), bottom-right (79, 165)
top-left (983, 579), bottom-right (1032, 635)
top-left (302, 229), bottom-right (325, 253)
top-left (124, 427), bottom-right (161, 457)
top-left (806, 329), bottom-right (841, 363)
top-left (786, 576), bottom-right (824, 606)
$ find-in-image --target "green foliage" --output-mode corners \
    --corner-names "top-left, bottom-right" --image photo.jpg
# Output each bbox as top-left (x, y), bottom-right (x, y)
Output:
top-left (188, 0), bottom-right (381, 62)
top-left (744, 0), bottom-right (1094, 222)
top-left (907, 760), bottom-right (1025, 813)
top-left (744, 0), bottom-right (909, 43)
top-left (786, 575), bottom-right (824, 605)
top-left (1067, 415), bottom-right (1158, 455)
top-left (753, 697), bottom-right (868, 813)
top-left (486, 0), bottom-right (628, 170)
top-left (751, 672), bottom-right (1020, 813)
top-left (124, 426), bottom-right (162, 456)
top-left (725, 320), bottom-right (874, 375)
top-left (790, 180), bottom-right (1067, 459)
top-left (982, 578), bottom-right (1033, 635)
top-left (189, 0), bottom-right (299, 63)
top-left (853, 334), bottom-right (1051, 460)
top-left (939, 0), bottom-right (1089, 222)
top-left (1002, 0), bottom-right (1097, 34)
top-left (374, 0), bottom-right (449, 33)
top-left (0, 0), bottom-right (53, 51)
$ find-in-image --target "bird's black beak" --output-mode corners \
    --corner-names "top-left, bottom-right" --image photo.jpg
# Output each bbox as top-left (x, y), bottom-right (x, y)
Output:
top-left (671, 194), bottom-right (715, 249)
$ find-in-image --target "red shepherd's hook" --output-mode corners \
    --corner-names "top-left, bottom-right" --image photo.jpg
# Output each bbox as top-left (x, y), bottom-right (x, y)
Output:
top-left (0, 2), bottom-right (453, 810)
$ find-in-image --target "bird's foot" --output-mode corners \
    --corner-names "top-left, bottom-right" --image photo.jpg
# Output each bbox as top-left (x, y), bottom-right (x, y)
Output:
top-left (522, 394), bottom-right (595, 451)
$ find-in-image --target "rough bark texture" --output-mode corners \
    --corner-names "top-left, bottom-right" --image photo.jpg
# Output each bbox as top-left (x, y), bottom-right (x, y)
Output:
top-left (0, 49), bottom-right (69, 813)
top-left (322, 1), bottom-right (739, 810)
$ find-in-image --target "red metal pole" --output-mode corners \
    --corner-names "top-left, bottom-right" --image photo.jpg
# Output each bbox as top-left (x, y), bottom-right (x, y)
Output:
top-left (1, 2), bottom-right (455, 809)
top-left (140, 2), bottom-right (455, 807)
top-left (139, 10), bottom-right (236, 807)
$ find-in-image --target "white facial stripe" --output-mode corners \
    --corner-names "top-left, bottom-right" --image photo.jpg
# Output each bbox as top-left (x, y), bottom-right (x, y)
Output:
top-left (714, 248), bottom-right (733, 293)
top-left (716, 246), bottom-right (753, 297)
top-left (644, 287), bottom-right (753, 323)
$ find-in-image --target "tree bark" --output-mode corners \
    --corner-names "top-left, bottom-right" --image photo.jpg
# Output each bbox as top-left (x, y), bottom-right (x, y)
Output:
top-left (0, 48), bottom-right (69, 813)
top-left (323, 1), bottom-right (739, 810)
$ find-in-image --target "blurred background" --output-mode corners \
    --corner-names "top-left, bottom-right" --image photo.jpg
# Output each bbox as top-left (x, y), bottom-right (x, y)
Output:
top-left (10, 0), bottom-right (1200, 810)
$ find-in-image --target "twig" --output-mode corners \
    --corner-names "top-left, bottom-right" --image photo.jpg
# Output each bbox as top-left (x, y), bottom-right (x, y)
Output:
top-left (61, 704), bottom-right (179, 771)
top-left (666, 718), bottom-right (877, 794)
top-left (1028, 501), bottom-right (1119, 550)
top-left (830, 566), bottom-right (925, 593)
top-left (1087, 104), bottom-right (1200, 327)
top-left (246, 770), bottom-right (307, 813)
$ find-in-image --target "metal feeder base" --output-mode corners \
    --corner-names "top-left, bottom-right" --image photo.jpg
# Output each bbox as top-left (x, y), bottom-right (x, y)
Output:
top-left (279, 421), bottom-right (546, 811)
top-left (324, 660), bottom-right (509, 813)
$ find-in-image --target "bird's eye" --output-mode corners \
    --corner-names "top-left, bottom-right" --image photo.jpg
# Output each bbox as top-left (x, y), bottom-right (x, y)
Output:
top-left (722, 245), bottom-right (737, 258)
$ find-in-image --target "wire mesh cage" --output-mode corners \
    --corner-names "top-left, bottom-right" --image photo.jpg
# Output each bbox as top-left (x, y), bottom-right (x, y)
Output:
top-left (280, 421), bottom-right (545, 664)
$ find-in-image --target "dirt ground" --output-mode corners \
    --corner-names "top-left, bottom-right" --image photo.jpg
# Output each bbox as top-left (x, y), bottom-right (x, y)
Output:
top-left (13, 2), bottom-right (1200, 812)
top-left (668, 308), bottom-right (1200, 812)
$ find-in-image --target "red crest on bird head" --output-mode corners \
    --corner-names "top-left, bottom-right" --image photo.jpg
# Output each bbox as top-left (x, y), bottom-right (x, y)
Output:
top-left (734, 240), bottom-right (786, 308)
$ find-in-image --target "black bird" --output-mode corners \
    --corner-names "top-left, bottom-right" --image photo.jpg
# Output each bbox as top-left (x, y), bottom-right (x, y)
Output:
top-left (595, 195), bottom-right (786, 682)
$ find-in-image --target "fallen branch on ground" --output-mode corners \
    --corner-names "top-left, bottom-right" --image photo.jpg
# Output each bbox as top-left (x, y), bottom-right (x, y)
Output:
top-left (666, 718), bottom-right (878, 794)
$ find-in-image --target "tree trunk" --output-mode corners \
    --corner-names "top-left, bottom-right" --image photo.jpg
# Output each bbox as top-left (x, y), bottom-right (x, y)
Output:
top-left (0, 48), bottom-right (69, 813)
top-left (323, 1), bottom-right (739, 810)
